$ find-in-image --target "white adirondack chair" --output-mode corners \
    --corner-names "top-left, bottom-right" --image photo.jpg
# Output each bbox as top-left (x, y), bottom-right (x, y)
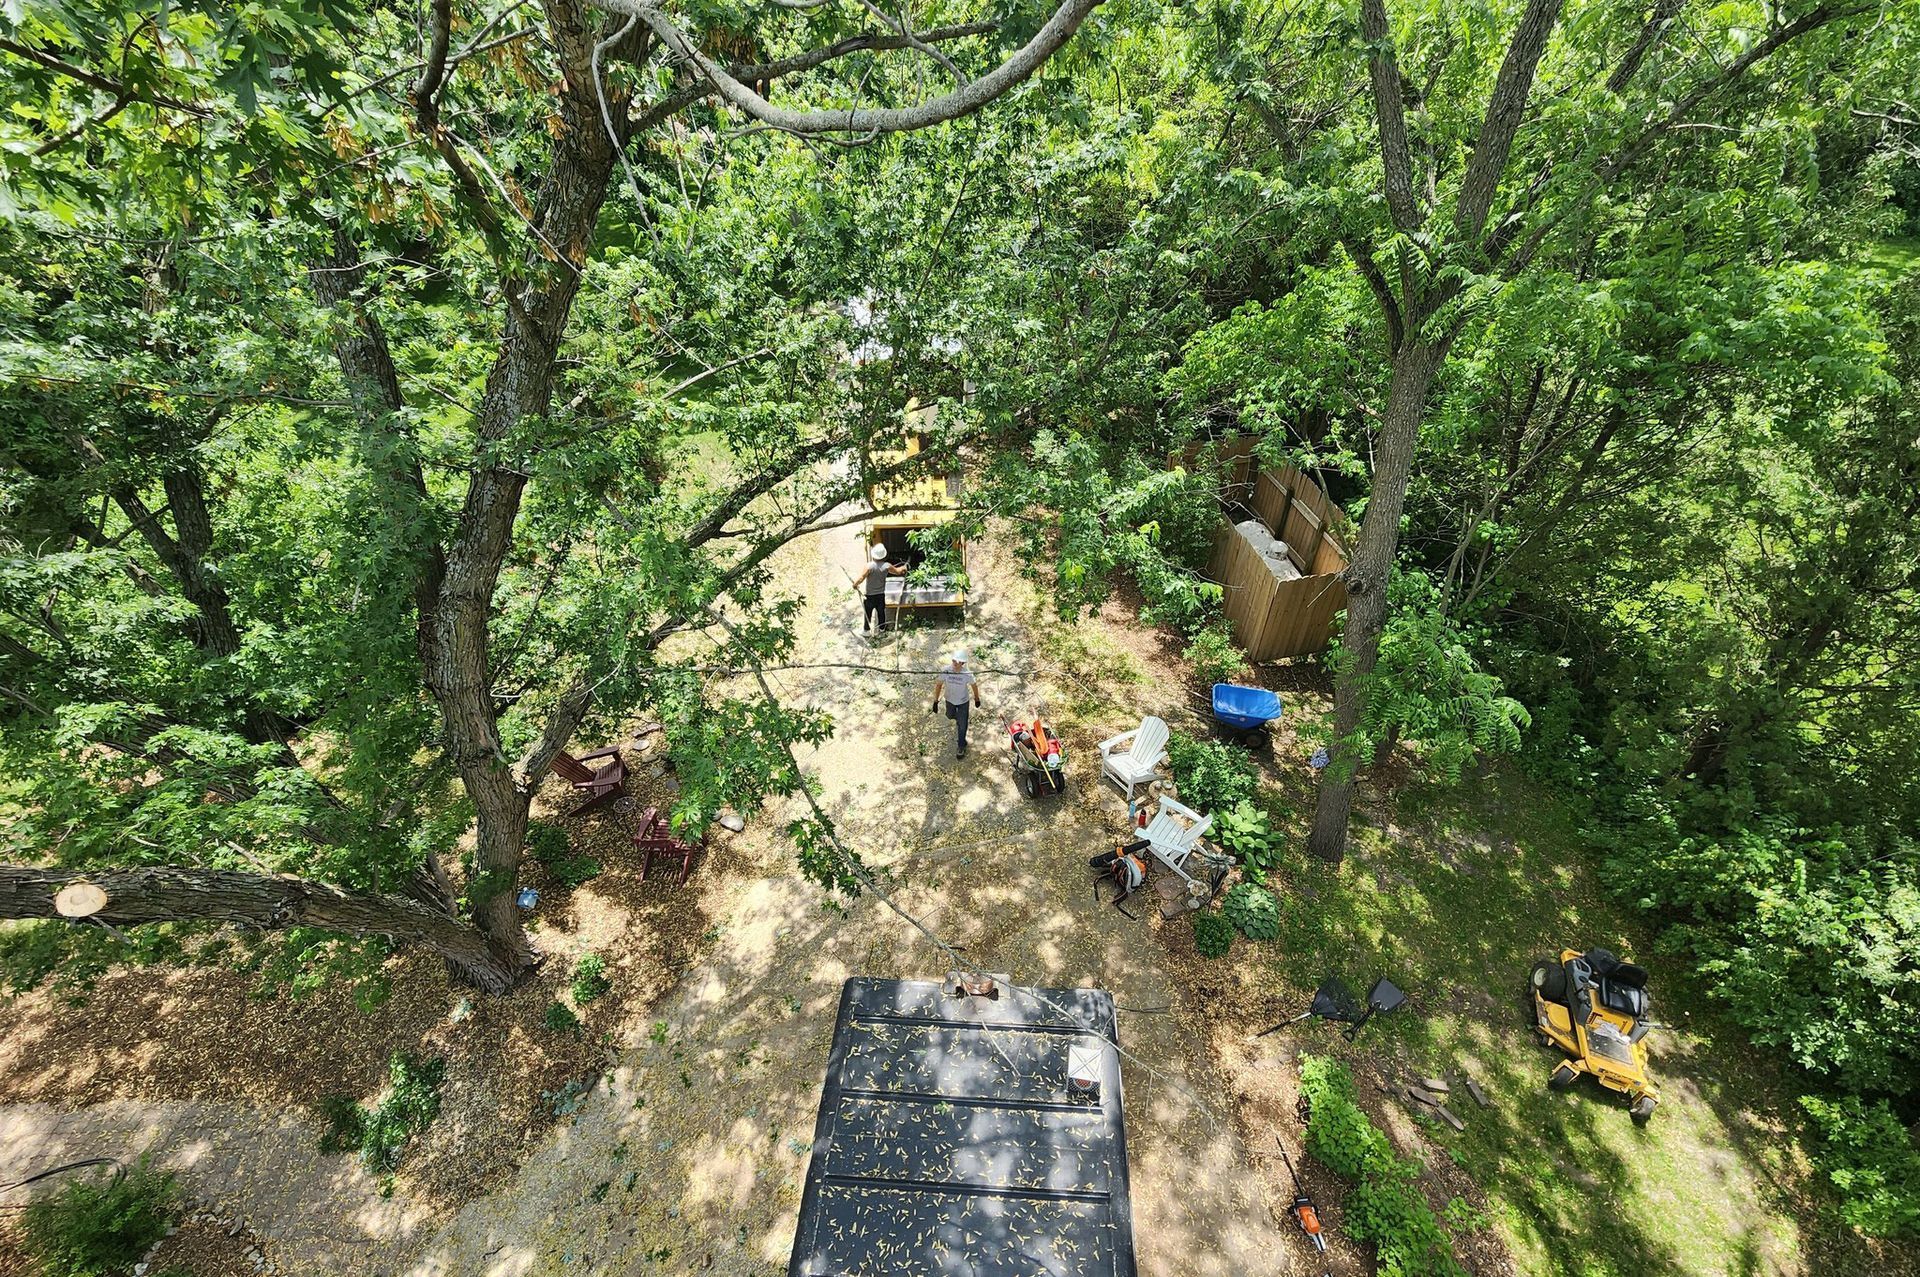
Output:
top-left (1141, 796), bottom-right (1214, 885)
top-left (1099, 715), bottom-right (1169, 798)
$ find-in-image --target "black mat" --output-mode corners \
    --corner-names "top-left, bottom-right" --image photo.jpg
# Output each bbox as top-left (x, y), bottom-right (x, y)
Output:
top-left (787, 977), bottom-right (1138, 1277)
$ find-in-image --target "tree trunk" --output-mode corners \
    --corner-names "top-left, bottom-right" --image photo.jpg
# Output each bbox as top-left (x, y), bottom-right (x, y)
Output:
top-left (412, 0), bottom-right (628, 975)
top-left (0, 865), bottom-right (523, 993)
top-left (1308, 340), bottom-right (1442, 863)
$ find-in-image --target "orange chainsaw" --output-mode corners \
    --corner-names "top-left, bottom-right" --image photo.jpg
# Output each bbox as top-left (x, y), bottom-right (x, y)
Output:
top-left (1276, 1134), bottom-right (1331, 1273)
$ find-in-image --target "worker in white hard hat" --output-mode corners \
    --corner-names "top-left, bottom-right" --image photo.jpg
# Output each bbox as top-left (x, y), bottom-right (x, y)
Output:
top-left (930, 648), bottom-right (981, 759)
top-left (860, 543), bottom-right (907, 635)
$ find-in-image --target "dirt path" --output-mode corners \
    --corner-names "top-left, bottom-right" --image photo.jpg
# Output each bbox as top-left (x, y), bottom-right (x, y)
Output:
top-left (398, 525), bottom-right (1293, 1276)
top-left (0, 1100), bottom-right (429, 1273)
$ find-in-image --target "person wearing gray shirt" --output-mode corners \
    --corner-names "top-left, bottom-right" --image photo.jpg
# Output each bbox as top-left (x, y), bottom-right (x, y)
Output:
top-left (930, 649), bottom-right (981, 759)
top-left (861, 544), bottom-right (907, 633)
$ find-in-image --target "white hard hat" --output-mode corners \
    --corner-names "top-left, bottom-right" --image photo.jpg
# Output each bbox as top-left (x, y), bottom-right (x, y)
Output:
top-left (870, 544), bottom-right (888, 561)
top-left (951, 648), bottom-right (970, 665)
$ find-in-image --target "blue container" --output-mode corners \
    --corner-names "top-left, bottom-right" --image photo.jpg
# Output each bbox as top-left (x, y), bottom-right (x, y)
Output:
top-left (515, 887), bottom-right (540, 911)
top-left (1211, 683), bottom-right (1284, 731)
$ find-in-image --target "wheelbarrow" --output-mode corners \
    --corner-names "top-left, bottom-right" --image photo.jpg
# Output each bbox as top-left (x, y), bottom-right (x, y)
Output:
top-left (1211, 682), bottom-right (1284, 747)
top-left (1007, 716), bottom-right (1068, 799)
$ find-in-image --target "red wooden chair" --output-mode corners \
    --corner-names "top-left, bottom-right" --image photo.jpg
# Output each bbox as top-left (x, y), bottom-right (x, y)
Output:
top-left (550, 747), bottom-right (627, 813)
top-left (631, 806), bottom-right (703, 884)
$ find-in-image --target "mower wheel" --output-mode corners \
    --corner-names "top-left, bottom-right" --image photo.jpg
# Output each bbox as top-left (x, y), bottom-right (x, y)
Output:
top-left (1549, 1063), bottom-right (1580, 1091)
top-left (1531, 959), bottom-right (1568, 1004)
top-left (1630, 1095), bottom-right (1657, 1124)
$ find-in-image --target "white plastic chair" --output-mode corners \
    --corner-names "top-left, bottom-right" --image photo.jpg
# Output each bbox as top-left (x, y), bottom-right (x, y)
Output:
top-left (1099, 715), bottom-right (1169, 798)
top-left (1142, 796), bottom-right (1214, 886)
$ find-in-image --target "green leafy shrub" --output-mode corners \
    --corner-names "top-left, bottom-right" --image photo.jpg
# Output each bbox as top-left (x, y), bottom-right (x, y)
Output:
top-left (1181, 619), bottom-right (1250, 687)
top-left (1221, 883), bottom-right (1281, 940)
top-left (1215, 800), bottom-right (1284, 874)
top-left (1191, 911), bottom-right (1234, 958)
top-left (528, 818), bottom-right (602, 889)
top-left (1800, 1094), bottom-right (1920, 1237)
top-left (1165, 732), bottom-right (1260, 813)
top-left (570, 953), bottom-right (611, 1004)
top-left (544, 1001), bottom-right (583, 1036)
top-left (1327, 568), bottom-right (1529, 779)
top-left (21, 1159), bottom-right (178, 1277)
top-left (1299, 1056), bottom-right (1468, 1277)
top-left (1607, 822), bottom-right (1920, 1095)
top-left (316, 1053), bottom-right (446, 1173)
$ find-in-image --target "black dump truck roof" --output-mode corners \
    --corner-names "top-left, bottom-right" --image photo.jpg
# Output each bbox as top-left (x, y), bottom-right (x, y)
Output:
top-left (787, 976), bottom-right (1138, 1277)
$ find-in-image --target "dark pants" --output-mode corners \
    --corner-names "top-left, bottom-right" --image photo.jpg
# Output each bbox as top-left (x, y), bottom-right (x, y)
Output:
top-left (949, 699), bottom-right (971, 753)
top-left (863, 594), bottom-right (889, 631)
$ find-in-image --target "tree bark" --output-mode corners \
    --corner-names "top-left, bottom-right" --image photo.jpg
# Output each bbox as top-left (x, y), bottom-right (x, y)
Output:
top-left (411, 0), bottom-right (632, 978)
top-left (1308, 340), bottom-right (1442, 862)
top-left (0, 865), bottom-right (522, 993)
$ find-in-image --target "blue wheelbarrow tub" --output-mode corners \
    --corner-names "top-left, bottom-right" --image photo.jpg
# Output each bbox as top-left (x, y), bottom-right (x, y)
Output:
top-left (1212, 683), bottom-right (1284, 731)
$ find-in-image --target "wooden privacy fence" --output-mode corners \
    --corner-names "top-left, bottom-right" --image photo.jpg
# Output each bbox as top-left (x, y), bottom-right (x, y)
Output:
top-left (1177, 437), bottom-right (1352, 662)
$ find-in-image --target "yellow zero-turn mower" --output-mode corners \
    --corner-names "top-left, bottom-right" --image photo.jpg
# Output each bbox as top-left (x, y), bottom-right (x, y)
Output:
top-left (1529, 947), bottom-right (1659, 1123)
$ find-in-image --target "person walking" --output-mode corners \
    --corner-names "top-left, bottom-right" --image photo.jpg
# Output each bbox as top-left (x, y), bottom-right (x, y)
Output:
top-left (861, 544), bottom-right (906, 635)
top-left (931, 649), bottom-right (981, 759)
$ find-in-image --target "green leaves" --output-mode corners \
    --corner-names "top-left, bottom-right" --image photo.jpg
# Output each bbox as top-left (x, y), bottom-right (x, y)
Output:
top-left (1328, 568), bottom-right (1530, 778)
top-left (1191, 909), bottom-right (1234, 958)
top-left (1799, 1093), bottom-right (1920, 1237)
top-left (1165, 731), bottom-right (1260, 813)
top-left (1300, 1056), bottom-right (1469, 1277)
top-left (1220, 881), bottom-right (1280, 940)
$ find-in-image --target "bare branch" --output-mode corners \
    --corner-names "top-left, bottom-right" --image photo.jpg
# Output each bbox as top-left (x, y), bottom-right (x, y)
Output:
top-left (1607, 0), bottom-right (1683, 94)
top-left (857, 0), bottom-right (967, 86)
top-left (596, 0), bottom-right (1100, 135)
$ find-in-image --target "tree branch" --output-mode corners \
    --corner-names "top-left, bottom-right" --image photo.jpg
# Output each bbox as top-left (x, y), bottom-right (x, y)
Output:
top-left (1453, 0), bottom-right (1563, 246)
top-left (596, 0), bottom-right (1100, 135)
top-left (1358, 0), bottom-right (1420, 233)
top-left (0, 36), bottom-right (211, 116)
top-left (1607, 0), bottom-right (1683, 94)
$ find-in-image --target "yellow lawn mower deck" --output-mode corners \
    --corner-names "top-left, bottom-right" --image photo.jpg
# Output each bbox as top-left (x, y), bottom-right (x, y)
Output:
top-left (1530, 947), bottom-right (1659, 1123)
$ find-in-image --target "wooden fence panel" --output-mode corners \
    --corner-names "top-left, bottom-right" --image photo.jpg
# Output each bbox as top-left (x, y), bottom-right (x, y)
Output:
top-left (1183, 440), bottom-right (1353, 661)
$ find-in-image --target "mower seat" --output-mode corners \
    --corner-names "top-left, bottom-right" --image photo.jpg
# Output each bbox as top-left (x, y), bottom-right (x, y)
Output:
top-left (1600, 981), bottom-right (1649, 1018)
top-left (1599, 963), bottom-right (1650, 1018)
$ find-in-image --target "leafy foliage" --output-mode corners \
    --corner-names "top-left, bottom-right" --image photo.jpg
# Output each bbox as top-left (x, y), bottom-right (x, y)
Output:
top-left (1191, 910), bottom-right (1234, 959)
top-left (1181, 620), bottom-right (1251, 688)
top-left (1214, 800), bottom-right (1285, 880)
top-left (1300, 1057), bottom-right (1468, 1277)
top-left (20, 1160), bottom-right (178, 1277)
top-left (570, 953), bottom-right (611, 1005)
top-left (316, 1053), bottom-right (445, 1174)
top-left (1327, 570), bottom-right (1530, 778)
top-left (1165, 733), bottom-right (1260, 814)
top-left (1220, 883), bottom-right (1281, 941)
top-left (543, 1002), bottom-right (583, 1037)
top-left (1607, 823), bottom-right (1920, 1096)
top-left (528, 820), bottom-right (602, 891)
top-left (1799, 1094), bottom-right (1920, 1237)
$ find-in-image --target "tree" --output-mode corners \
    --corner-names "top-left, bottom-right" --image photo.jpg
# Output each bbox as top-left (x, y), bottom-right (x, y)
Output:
top-left (1256, 0), bottom-right (1883, 861)
top-left (1, 0), bottom-right (1105, 991)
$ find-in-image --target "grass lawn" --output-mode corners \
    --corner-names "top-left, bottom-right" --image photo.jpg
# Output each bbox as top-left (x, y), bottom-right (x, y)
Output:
top-left (1255, 769), bottom-right (1913, 1277)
